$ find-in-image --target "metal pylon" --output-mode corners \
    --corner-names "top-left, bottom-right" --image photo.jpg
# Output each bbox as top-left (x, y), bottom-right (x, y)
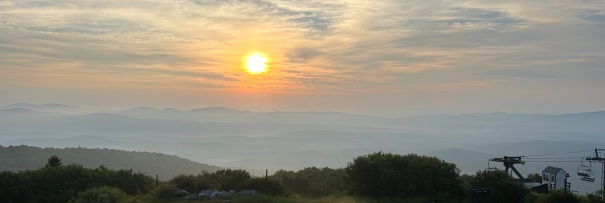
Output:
top-left (489, 156), bottom-right (526, 179)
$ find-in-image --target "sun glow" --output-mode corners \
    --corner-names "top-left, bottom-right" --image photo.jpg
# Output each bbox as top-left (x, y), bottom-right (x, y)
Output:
top-left (245, 53), bottom-right (268, 74)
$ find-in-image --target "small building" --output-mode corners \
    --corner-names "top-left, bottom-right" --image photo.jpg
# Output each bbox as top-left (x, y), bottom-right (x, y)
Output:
top-left (542, 166), bottom-right (569, 190)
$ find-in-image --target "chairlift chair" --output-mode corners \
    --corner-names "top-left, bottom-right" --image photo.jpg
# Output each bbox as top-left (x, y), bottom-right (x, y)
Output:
top-left (486, 160), bottom-right (498, 171)
top-left (578, 159), bottom-right (596, 182)
top-left (581, 170), bottom-right (596, 182)
top-left (577, 158), bottom-right (591, 177)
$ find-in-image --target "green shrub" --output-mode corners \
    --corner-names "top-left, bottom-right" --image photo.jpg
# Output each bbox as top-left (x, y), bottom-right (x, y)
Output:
top-left (272, 167), bottom-right (349, 198)
top-left (346, 152), bottom-right (464, 201)
top-left (246, 177), bottom-right (287, 196)
top-left (150, 183), bottom-right (177, 201)
top-left (464, 170), bottom-right (531, 203)
top-left (68, 186), bottom-right (131, 203)
top-left (539, 189), bottom-right (581, 203)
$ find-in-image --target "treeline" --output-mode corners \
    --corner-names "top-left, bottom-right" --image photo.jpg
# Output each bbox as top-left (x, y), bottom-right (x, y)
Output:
top-left (2, 152), bottom-right (605, 203)
top-left (170, 169), bottom-right (286, 196)
top-left (166, 152), bottom-right (605, 202)
top-left (0, 163), bottom-right (154, 202)
top-left (0, 145), bottom-right (221, 180)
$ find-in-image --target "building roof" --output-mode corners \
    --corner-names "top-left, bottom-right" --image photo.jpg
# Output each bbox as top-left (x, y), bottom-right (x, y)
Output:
top-left (519, 178), bottom-right (538, 183)
top-left (542, 166), bottom-right (568, 175)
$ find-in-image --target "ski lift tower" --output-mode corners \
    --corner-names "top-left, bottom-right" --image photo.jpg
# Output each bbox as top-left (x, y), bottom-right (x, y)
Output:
top-left (586, 149), bottom-right (605, 200)
top-left (490, 156), bottom-right (526, 179)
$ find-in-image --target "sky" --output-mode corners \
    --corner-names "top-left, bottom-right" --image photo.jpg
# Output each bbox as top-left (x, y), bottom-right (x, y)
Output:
top-left (1, 0), bottom-right (605, 115)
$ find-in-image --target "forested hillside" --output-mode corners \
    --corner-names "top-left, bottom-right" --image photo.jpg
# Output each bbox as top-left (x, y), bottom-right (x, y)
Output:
top-left (2, 151), bottom-right (602, 203)
top-left (0, 145), bottom-right (221, 180)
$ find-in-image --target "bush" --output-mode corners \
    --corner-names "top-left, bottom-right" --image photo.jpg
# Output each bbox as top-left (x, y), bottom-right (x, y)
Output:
top-left (246, 177), bottom-right (287, 196)
top-left (150, 183), bottom-right (176, 201)
top-left (169, 169), bottom-right (289, 196)
top-left (206, 169), bottom-right (251, 191)
top-left (68, 186), bottom-right (131, 203)
top-left (272, 167), bottom-right (349, 198)
top-left (0, 162), bottom-right (157, 203)
top-left (346, 152), bottom-right (463, 201)
top-left (169, 174), bottom-right (210, 193)
top-left (540, 189), bottom-right (581, 203)
top-left (579, 190), bottom-right (603, 203)
top-left (465, 170), bottom-right (531, 203)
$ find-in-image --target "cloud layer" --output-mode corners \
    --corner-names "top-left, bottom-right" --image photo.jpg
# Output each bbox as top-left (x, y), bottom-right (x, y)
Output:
top-left (1, 0), bottom-right (604, 114)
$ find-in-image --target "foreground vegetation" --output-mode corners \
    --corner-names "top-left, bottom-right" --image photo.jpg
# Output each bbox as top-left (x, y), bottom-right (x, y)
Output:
top-left (0, 145), bottom-right (221, 180)
top-left (1, 152), bottom-right (604, 203)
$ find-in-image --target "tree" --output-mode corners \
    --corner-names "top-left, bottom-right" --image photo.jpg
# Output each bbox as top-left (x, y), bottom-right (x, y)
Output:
top-left (67, 186), bottom-right (130, 203)
top-left (170, 174), bottom-right (210, 193)
top-left (272, 167), bottom-right (350, 198)
top-left (528, 173), bottom-right (542, 183)
top-left (541, 189), bottom-right (581, 203)
top-left (346, 152), bottom-right (464, 201)
top-left (150, 183), bottom-right (177, 201)
top-left (246, 177), bottom-right (287, 196)
top-left (46, 155), bottom-right (62, 167)
top-left (579, 190), bottom-right (603, 203)
top-left (465, 170), bottom-right (530, 203)
top-left (205, 169), bottom-right (251, 191)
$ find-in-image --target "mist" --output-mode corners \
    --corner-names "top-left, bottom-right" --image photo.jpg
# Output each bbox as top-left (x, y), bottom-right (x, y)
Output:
top-left (2, 103), bottom-right (604, 193)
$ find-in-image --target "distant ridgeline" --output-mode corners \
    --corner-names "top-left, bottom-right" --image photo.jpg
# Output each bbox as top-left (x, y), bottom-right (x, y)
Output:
top-left (0, 145), bottom-right (221, 180)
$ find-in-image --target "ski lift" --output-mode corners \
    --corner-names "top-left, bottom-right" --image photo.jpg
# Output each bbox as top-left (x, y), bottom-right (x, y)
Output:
top-left (581, 170), bottom-right (595, 182)
top-left (577, 158), bottom-right (590, 176)
top-left (486, 160), bottom-right (498, 171)
top-left (578, 158), bottom-right (596, 182)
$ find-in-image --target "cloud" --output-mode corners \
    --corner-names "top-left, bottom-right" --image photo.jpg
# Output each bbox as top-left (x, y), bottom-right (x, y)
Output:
top-left (1, 0), bottom-right (605, 113)
top-left (479, 70), bottom-right (560, 79)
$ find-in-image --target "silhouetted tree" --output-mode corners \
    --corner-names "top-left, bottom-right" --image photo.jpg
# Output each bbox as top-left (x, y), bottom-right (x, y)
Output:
top-left (465, 170), bottom-right (530, 203)
top-left (67, 186), bottom-right (129, 203)
top-left (542, 189), bottom-right (581, 203)
top-left (46, 155), bottom-right (62, 167)
top-left (272, 167), bottom-right (350, 198)
top-left (0, 163), bottom-right (156, 202)
top-left (528, 173), bottom-right (542, 183)
top-left (246, 177), bottom-right (287, 196)
top-left (207, 169), bottom-right (251, 191)
top-left (346, 152), bottom-right (464, 201)
top-left (579, 190), bottom-right (604, 203)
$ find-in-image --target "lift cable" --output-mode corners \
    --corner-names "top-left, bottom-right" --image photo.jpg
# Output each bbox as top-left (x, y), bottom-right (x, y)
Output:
top-left (524, 161), bottom-right (581, 163)
top-left (523, 157), bottom-right (585, 159)
top-left (523, 150), bottom-right (594, 157)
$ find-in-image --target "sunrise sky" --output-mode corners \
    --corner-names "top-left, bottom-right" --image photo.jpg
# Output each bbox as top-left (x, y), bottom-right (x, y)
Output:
top-left (1, 0), bottom-right (605, 115)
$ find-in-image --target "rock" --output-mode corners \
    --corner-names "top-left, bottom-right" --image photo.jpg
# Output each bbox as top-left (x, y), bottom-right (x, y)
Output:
top-left (238, 189), bottom-right (258, 195)
top-left (172, 187), bottom-right (191, 197)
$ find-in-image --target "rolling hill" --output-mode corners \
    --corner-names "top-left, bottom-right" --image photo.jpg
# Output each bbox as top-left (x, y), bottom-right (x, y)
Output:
top-left (0, 145), bottom-right (221, 180)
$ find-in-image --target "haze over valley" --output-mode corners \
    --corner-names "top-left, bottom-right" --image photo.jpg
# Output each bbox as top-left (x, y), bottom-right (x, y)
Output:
top-left (2, 103), bottom-right (604, 193)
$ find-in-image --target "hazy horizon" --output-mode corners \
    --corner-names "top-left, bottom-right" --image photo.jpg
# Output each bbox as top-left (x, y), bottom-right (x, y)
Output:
top-left (2, 102), bottom-right (605, 193)
top-left (2, 102), bottom-right (605, 117)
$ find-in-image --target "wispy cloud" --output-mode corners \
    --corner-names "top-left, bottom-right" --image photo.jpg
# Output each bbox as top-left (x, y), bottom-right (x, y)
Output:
top-left (1, 0), bottom-right (604, 113)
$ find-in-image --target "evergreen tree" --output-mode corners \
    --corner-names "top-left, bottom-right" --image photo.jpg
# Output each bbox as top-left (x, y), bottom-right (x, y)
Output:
top-left (46, 155), bottom-right (62, 167)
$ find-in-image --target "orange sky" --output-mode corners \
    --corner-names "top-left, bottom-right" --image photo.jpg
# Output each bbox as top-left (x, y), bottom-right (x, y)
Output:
top-left (1, 0), bottom-right (605, 115)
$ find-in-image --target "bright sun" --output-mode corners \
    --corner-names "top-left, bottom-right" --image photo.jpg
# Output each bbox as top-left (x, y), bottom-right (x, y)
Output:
top-left (245, 53), bottom-right (268, 74)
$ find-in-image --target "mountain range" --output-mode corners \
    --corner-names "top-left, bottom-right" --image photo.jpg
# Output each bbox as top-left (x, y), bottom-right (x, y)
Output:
top-left (1, 103), bottom-right (604, 193)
